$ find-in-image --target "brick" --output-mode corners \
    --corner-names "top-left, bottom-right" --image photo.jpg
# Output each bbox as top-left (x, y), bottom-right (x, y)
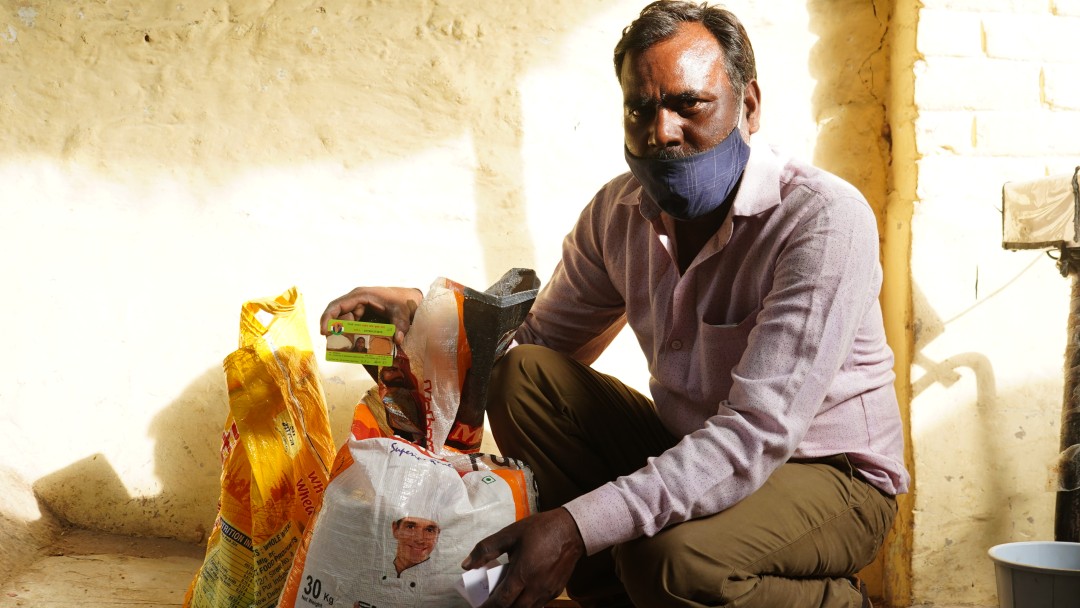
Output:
top-left (917, 9), bottom-right (986, 57)
top-left (914, 57), bottom-right (1041, 111)
top-left (915, 155), bottom-right (1052, 201)
top-left (920, 155), bottom-right (1071, 189)
top-left (1053, 0), bottom-right (1080, 17)
top-left (921, 0), bottom-right (1052, 12)
top-left (983, 13), bottom-right (1080, 61)
top-left (1043, 62), bottom-right (1080, 109)
top-left (973, 110), bottom-right (1080, 155)
top-left (915, 111), bottom-right (977, 156)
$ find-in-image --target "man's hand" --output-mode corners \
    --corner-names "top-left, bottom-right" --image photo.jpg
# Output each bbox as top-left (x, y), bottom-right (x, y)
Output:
top-left (319, 286), bottom-right (423, 345)
top-left (461, 508), bottom-right (586, 608)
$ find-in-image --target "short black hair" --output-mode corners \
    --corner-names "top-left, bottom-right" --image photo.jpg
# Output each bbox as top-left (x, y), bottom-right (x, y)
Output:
top-left (613, 1), bottom-right (757, 93)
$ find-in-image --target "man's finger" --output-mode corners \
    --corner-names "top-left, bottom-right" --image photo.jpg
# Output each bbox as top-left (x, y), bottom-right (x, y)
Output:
top-left (319, 295), bottom-right (364, 334)
top-left (461, 526), bottom-right (516, 570)
top-left (479, 561), bottom-right (525, 608)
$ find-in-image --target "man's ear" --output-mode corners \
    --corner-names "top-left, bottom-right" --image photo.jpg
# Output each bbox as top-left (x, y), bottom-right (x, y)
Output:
top-left (743, 79), bottom-right (761, 136)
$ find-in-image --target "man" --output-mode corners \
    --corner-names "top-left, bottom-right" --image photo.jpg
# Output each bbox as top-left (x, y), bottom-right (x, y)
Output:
top-left (350, 517), bottom-right (440, 608)
top-left (321, 2), bottom-right (908, 606)
top-left (391, 516), bottom-right (441, 576)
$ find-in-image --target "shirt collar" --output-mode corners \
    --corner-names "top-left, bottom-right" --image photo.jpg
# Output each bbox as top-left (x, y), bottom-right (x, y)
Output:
top-left (730, 137), bottom-right (782, 217)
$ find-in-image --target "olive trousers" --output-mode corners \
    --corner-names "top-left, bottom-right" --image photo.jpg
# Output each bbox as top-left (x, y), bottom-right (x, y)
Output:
top-left (486, 345), bottom-right (897, 608)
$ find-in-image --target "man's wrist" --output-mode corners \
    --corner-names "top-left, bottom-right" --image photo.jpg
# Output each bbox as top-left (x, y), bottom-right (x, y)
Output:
top-left (557, 507), bottom-right (586, 555)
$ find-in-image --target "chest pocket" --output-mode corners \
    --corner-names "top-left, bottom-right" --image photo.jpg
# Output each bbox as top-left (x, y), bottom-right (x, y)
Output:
top-left (694, 306), bottom-right (760, 405)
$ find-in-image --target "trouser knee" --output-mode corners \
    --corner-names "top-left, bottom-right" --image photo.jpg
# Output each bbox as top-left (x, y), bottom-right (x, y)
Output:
top-left (487, 344), bottom-right (552, 427)
top-left (491, 342), bottom-right (551, 391)
top-left (613, 527), bottom-right (731, 606)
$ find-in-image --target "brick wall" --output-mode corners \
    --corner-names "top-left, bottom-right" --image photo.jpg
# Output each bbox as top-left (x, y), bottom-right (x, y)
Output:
top-left (908, 1), bottom-right (1080, 605)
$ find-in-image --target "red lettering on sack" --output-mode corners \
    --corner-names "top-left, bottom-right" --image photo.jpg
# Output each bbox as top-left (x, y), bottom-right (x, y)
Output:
top-left (220, 422), bottom-right (240, 462)
top-left (422, 379), bottom-right (436, 448)
top-left (307, 471), bottom-right (325, 495)
top-left (448, 423), bottom-right (483, 446)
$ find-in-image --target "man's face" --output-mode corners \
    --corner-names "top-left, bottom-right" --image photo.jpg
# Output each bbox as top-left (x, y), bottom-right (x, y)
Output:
top-left (380, 366), bottom-right (405, 387)
top-left (392, 517), bottom-right (440, 566)
top-left (620, 21), bottom-right (758, 159)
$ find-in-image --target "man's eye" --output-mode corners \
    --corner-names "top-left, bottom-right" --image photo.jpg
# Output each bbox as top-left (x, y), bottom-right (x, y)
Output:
top-left (676, 99), bottom-right (702, 114)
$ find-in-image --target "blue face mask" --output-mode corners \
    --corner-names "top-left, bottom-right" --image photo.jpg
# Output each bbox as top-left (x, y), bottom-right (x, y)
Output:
top-left (624, 117), bottom-right (751, 221)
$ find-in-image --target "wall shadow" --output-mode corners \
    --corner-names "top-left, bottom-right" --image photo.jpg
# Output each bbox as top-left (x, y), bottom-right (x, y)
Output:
top-left (908, 280), bottom-right (1062, 605)
top-left (31, 362), bottom-right (361, 544)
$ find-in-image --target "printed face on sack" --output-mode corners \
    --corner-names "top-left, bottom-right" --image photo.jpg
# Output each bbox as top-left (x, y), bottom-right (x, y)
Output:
top-left (391, 517), bottom-right (440, 574)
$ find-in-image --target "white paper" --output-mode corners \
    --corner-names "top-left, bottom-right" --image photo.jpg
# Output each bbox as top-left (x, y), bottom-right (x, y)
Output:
top-left (454, 564), bottom-right (505, 608)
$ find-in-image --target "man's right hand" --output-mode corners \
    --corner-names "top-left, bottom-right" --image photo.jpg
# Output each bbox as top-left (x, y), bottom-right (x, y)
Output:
top-left (319, 286), bottom-right (424, 345)
top-left (461, 508), bottom-right (585, 608)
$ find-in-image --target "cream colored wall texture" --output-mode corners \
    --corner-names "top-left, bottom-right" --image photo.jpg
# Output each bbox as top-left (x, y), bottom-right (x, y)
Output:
top-left (909, 0), bottom-right (1080, 606)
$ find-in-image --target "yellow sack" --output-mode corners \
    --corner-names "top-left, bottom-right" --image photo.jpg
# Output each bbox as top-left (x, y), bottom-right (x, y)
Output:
top-left (184, 287), bottom-right (336, 608)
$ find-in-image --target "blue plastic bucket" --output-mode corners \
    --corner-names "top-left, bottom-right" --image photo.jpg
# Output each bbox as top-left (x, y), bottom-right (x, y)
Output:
top-left (988, 541), bottom-right (1080, 608)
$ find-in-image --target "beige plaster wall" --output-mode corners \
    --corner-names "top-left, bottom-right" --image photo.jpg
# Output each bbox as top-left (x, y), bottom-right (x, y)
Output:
top-left (907, 0), bottom-right (1080, 606)
top-left (0, 0), bottom-right (901, 596)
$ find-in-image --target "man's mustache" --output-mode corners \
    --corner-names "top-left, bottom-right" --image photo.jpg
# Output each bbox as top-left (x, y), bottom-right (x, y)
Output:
top-left (653, 145), bottom-right (702, 160)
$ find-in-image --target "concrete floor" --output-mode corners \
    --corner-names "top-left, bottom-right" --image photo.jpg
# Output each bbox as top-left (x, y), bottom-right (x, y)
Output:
top-left (0, 529), bottom-right (204, 608)
top-left (0, 528), bottom-right (994, 608)
top-left (0, 528), bottom-right (583, 608)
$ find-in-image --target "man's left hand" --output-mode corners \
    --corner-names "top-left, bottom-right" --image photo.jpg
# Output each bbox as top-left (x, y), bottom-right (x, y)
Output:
top-left (461, 507), bottom-right (585, 608)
